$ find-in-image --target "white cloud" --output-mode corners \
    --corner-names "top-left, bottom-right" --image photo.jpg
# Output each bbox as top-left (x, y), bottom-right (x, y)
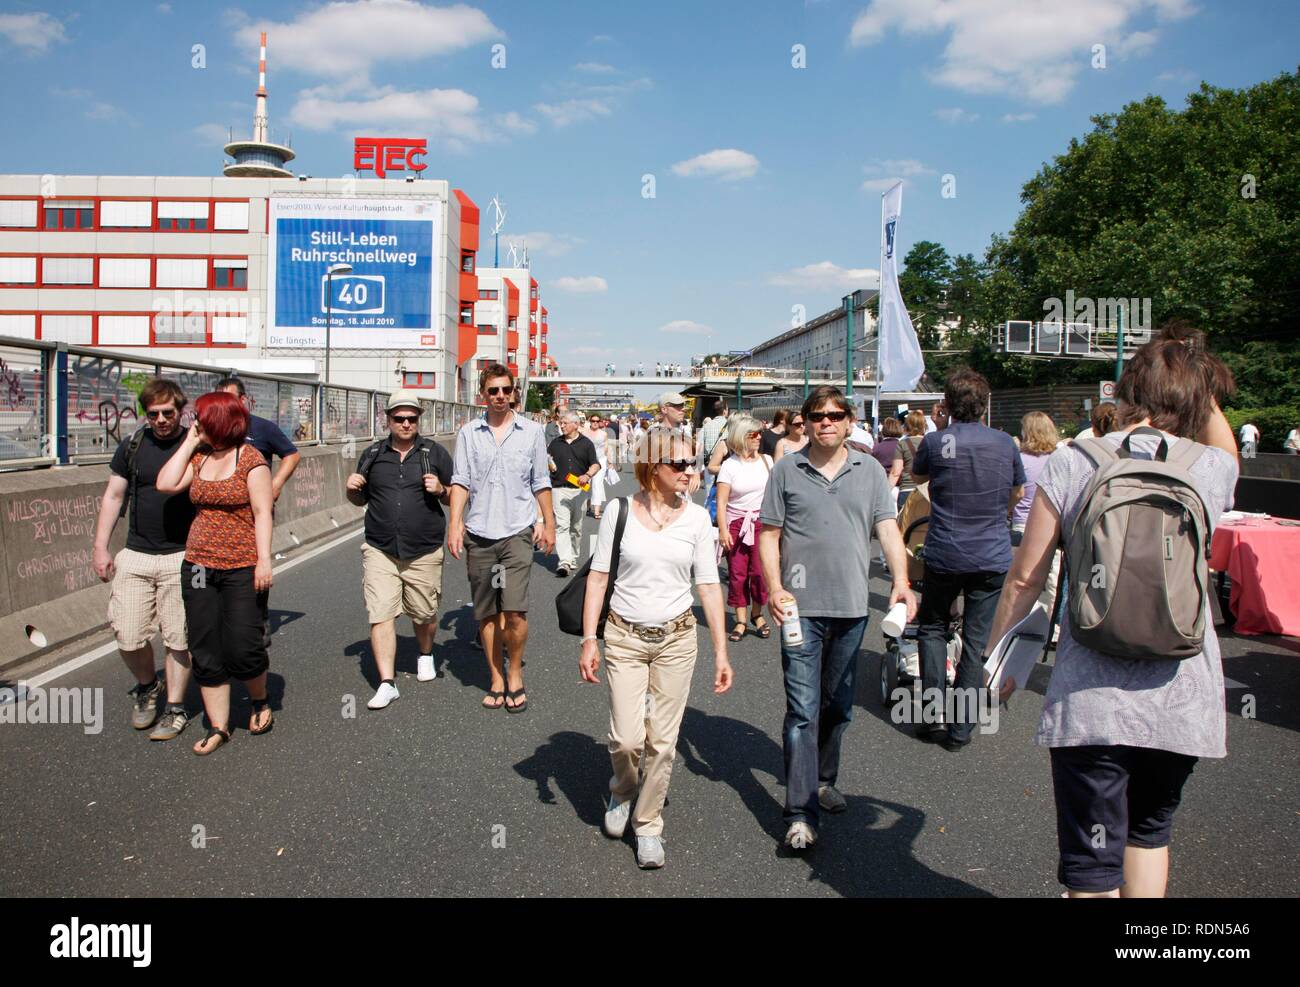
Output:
top-left (849, 0), bottom-right (1198, 104)
top-left (231, 0), bottom-right (501, 81)
top-left (590, 34), bottom-right (614, 43)
top-left (512, 232), bottom-right (582, 256)
top-left (1156, 68), bottom-right (1196, 83)
top-left (290, 83), bottom-right (525, 150)
top-left (868, 158), bottom-right (934, 176)
top-left (553, 276), bottom-right (608, 294)
top-left (157, 3), bottom-right (172, 13)
top-left (934, 106), bottom-right (979, 124)
top-left (659, 320), bottom-right (712, 335)
top-left (495, 111), bottom-right (537, 135)
top-left (671, 149), bottom-right (760, 181)
top-left (769, 261), bottom-right (880, 292)
top-left (85, 101), bottom-right (125, 121)
top-left (0, 12), bottom-right (67, 52)
top-left (194, 122), bottom-right (232, 146)
top-left (1001, 112), bottom-right (1037, 123)
top-left (534, 98), bottom-right (613, 127)
top-left (861, 158), bottom-right (931, 191)
top-left (574, 62), bottom-right (616, 73)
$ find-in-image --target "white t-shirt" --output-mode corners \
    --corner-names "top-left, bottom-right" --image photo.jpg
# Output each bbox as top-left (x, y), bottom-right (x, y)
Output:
top-left (717, 454), bottom-right (772, 514)
top-left (1286, 429), bottom-right (1300, 451)
top-left (1240, 424), bottom-right (1259, 444)
top-left (591, 500), bottom-right (719, 625)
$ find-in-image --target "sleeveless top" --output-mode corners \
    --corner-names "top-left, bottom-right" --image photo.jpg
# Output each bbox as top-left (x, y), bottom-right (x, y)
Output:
top-left (186, 444), bottom-right (268, 570)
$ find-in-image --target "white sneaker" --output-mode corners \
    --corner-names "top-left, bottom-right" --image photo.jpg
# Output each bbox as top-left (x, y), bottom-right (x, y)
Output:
top-left (635, 835), bottom-right (665, 869)
top-left (603, 793), bottom-right (632, 838)
top-left (367, 682), bottom-right (400, 710)
top-left (417, 655), bottom-right (436, 682)
top-left (784, 821), bottom-right (817, 851)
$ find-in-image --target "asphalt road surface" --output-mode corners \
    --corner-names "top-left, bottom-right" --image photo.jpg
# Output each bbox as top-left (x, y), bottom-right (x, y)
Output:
top-left (2, 475), bottom-right (1297, 897)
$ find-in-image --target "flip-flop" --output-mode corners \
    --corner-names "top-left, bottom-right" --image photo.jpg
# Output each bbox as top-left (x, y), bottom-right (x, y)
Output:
top-left (505, 688), bottom-right (528, 714)
top-left (249, 696), bottom-right (274, 735)
top-left (482, 690), bottom-right (505, 710)
top-left (193, 726), bottom-right (230, 756)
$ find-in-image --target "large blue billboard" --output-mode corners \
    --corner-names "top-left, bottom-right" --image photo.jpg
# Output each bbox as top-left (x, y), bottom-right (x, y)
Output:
top-left (266, 197), bottom-right (442, 349)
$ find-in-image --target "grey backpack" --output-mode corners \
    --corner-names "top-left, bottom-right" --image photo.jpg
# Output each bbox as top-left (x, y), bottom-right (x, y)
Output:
top-left (1064, 427), bottom-right (1213, 660)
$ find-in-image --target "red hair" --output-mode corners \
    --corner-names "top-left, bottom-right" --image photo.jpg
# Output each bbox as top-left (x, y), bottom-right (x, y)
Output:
top-left (194, 391), bottom-right (249, 450)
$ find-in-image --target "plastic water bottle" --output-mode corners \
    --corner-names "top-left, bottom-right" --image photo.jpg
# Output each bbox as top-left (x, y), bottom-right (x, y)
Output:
top-left (780, 598), bottom-right (803, 647)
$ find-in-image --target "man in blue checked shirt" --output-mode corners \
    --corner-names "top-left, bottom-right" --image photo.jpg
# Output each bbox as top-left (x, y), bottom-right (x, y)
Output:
top-left (448, 363), bottom-right (555, 714)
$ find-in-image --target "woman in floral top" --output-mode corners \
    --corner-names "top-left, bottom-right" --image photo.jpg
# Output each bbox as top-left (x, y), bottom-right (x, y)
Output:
top-left (158, 391), bottom-right (274, 755)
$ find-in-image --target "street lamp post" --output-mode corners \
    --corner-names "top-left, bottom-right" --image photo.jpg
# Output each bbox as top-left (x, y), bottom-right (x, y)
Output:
top-left (323, 262), bottom-right (353, 386)
top-left (843, 293), bottom-right (855, 399)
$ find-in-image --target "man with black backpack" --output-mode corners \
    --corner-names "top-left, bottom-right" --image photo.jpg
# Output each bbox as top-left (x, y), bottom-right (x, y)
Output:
top-left (91, 378), bottom-right (197, 741)
top-left (345, 391), bottom-right (454, 710)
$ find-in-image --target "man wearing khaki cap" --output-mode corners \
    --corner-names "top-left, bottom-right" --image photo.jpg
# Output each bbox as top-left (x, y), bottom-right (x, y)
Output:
top-left (346, 390), bottom-right (454, 710)
top-left (652, 391), bottom-right (700, 494)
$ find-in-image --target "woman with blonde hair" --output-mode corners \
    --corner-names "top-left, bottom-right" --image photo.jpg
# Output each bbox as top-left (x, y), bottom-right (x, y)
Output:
top-left (716, 414), bottom-right (774, 641)
top-left (580, 426), bottom-right (732, 869)
top-left (893, 409), bottom-right (927, 513)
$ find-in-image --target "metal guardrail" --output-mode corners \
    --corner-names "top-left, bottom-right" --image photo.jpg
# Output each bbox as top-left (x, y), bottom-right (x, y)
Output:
top-left (0, 335), bottom-right (482, 469)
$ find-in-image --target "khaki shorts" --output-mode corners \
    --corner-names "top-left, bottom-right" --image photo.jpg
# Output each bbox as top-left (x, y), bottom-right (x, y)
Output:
top-left (361, 543), bottom-right (444, 624)
top-left (108, 548), bottom-right (188, 651)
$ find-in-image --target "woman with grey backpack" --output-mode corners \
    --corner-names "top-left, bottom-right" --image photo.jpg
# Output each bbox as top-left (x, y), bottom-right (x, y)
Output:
top-left (983, 326), bottom-right (1239, 898)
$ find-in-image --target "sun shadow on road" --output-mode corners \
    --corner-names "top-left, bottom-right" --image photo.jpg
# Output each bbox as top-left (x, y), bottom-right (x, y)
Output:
top-left (512, 730), bottom-right (609, 827)
top-left (677, 706), bottom-right (991, 897)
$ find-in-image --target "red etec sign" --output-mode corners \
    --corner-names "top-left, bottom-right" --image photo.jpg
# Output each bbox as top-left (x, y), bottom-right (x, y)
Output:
top-left (353, 137), bottom-right (428, 178)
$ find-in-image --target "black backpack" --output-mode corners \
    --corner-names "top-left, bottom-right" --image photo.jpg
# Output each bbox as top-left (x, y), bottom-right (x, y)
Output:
top-left (117, 427), bottom-right (150, 524)
top-left (355, 439), bottom-right (439, 503)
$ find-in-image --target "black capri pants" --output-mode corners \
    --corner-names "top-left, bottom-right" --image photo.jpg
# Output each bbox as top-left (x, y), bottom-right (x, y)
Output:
top-left (1050, 744), bottom-right (1197, 893)
top-left (181, 561), bottom-right (270, 687)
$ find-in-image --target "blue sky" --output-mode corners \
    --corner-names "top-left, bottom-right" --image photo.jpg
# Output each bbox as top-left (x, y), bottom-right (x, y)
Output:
top-left (1, 0), bottom-right (1297, 380)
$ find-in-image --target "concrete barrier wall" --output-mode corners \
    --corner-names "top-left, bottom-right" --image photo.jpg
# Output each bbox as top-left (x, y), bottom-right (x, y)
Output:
top-left (0, 435), bottom-right (456, 673)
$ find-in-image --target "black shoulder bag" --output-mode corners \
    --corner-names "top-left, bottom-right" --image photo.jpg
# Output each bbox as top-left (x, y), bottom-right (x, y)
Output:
top-left (555, 497), bottom-right (628, 638)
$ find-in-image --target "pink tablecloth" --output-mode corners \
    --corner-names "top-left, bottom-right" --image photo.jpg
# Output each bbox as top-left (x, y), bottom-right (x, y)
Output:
top-left (1210, 519), bottom-right (1300, 637)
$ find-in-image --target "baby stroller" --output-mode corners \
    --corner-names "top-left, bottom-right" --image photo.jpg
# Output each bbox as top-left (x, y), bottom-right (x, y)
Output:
top-left (878, 482), bottom-right (962, 710)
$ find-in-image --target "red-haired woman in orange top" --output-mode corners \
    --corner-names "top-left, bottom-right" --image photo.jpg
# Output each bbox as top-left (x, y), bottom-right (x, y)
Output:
top-left (158, 390), bottom-right (274, 755)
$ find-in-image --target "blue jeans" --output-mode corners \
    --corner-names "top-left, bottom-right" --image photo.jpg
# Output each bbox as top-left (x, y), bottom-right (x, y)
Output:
top-left (781, 615), bottom-right (869, 827)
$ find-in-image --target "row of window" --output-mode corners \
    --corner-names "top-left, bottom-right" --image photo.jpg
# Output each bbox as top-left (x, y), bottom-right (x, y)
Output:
top-left (0, 255), bottom-right (248, 290)
top-left (0, 198), bottom-right (251, 233)
top-left (477, 289), bottom-right (499, 300)
top-left (403, 371), bottom-right (436, 388)
top-left (0, 310), bottom-right (249, 347)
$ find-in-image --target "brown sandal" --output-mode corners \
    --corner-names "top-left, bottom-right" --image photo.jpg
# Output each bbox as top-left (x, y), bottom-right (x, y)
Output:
top-left (193, 726), bottom-right (230, 756)
top-left (249, 697), bottom-right (274, 735)
top-left (482, 690), bottom-right (505, 710)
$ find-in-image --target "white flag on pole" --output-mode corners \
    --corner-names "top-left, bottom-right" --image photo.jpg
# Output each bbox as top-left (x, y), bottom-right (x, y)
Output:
top-left (878, 182), bottom-right (924, 392)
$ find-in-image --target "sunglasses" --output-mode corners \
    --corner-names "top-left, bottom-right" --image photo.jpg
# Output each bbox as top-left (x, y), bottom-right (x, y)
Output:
top-left (747, 430), bottom-right (762, 438)
top-left (486, 385), bottom-right (514, 396)
top-left (390, 414), bottom-right (419, 425)
top-left (791, 420), bottom-right (805, 428)
top-left (666, 402), bottom-right (684, 410)
top-left (660, 460), bottom-right (694, 473)
top-left (145, 408), bottom-right (178, 420)
top-left (808, 410), bottom-right (849, 423)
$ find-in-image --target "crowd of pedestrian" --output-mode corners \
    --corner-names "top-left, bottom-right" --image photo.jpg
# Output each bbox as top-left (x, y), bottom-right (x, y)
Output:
top-left (90, 326), bottom-right (1243, 893)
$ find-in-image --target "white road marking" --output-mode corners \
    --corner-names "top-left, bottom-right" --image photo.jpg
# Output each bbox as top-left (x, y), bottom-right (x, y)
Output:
top-left (6, 526), bottom-right (364, 695)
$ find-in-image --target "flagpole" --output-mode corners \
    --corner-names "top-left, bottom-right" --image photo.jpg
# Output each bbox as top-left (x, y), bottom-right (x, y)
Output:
top-left (873, 187), bottom-right (888, 436)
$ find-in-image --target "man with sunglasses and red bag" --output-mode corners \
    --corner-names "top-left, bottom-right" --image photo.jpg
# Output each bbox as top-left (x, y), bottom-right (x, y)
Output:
top-left (346, 391), bottom-right (454, 711)
top-left (448, 364), bottom-right (555, 713)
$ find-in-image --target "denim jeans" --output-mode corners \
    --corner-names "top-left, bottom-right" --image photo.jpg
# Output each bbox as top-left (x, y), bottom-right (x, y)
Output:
top-left (916, 570), bottom-right (1005, 743)
top-left (781, 615), bottom-right (869, 827)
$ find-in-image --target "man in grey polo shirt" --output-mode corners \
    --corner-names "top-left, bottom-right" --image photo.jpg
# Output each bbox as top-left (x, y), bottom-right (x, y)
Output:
top-left (759, 385), bottom-right (917, 851)
top-left (448, 363), bottom-right (555, 714)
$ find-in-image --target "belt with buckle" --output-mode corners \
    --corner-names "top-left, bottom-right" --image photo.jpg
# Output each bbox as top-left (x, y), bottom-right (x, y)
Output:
top-left (607, 608), bottom-right (695, 642)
